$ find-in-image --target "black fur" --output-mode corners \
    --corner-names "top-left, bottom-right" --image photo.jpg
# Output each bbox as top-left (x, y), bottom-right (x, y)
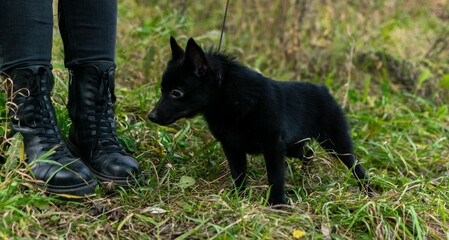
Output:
top-left (149, 36), bottom-right (372, 205)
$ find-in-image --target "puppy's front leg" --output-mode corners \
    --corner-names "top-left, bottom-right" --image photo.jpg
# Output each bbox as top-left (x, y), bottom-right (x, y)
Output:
top-left (262, 137), bottom-right (286, 205)
top-left (222, 143), bottom-right (247, 191)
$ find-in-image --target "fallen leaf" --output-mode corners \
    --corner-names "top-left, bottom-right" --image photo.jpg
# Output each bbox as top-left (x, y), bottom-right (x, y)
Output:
top-left (141, 206), bottom-right (167, 214)
top-left (293, 230), bottom-right (306, 238)
top-left (321, 220), bottom-right (331, 240)
top-left (178, 176), bottom-right (196, 188)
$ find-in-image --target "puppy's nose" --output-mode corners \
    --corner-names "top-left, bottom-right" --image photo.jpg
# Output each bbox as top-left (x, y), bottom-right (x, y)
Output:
top-left (148, 110), bottom-right (158, 122)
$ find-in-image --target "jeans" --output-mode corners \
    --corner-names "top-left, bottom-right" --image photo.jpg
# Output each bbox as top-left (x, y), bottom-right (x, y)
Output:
top-left (0, 0), bottom-right (117, 72)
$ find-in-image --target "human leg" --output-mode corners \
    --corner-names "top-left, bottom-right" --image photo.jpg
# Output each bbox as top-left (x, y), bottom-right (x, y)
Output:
top-left (0, 0), bottom-right (53, 71)
top-left (0, 0), bottom-right (96, 198)
top-left (58, 0), bottom-right (141, 186)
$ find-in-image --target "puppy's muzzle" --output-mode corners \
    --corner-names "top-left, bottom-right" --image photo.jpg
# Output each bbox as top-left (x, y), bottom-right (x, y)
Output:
top-left (148, 110), bottom-right (158, 123)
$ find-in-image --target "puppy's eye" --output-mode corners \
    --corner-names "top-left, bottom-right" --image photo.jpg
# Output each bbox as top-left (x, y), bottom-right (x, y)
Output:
top-left (169, 89), bottom-right (184, 99)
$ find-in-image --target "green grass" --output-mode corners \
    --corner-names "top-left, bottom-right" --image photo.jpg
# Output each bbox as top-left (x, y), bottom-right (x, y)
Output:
top-left (1, 0), bottom-right (449, 239)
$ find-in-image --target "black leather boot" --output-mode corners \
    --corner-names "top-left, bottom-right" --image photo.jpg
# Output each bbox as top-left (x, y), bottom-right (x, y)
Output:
top-left (4, 65), bottom-right (97, 199)
top-left (66, 62), bottom-right (141, 187)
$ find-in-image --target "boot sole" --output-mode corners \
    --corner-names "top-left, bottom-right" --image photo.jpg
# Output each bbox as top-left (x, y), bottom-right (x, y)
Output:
top-left (29, 179), bottom-right (97, 202)
top-left (65, 138), bottom-right (142, 188)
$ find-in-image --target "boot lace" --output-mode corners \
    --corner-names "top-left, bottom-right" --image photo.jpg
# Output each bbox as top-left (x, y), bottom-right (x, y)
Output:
top-left (17, 68), bottom-right (71, 161)
top-left (93, 69), bottom-right (125, 154)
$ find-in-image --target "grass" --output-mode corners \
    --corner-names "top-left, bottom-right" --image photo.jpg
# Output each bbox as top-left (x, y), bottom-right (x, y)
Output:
top-left (1, 0), bottom-right (449, 239)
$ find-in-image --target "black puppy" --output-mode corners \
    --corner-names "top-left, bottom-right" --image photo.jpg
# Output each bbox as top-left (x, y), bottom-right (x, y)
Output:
top-left (149, 36), bottom-right (372, 205)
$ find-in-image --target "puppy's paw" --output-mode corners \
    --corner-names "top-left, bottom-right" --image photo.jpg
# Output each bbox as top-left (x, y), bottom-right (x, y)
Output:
top-left (363, 182), bottom-right (377, 198)
top-left (268, 195), bottom-right (286, 206)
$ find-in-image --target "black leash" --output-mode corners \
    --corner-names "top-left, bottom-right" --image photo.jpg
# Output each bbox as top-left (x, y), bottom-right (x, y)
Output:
top-left (217, 0), bottom-right (230, 53)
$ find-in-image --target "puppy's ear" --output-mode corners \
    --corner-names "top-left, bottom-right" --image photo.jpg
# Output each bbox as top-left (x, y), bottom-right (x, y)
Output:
top-left (185, 38), bottom-right (208, 77)
top-left (170, 36), bottom-right (184, 60)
